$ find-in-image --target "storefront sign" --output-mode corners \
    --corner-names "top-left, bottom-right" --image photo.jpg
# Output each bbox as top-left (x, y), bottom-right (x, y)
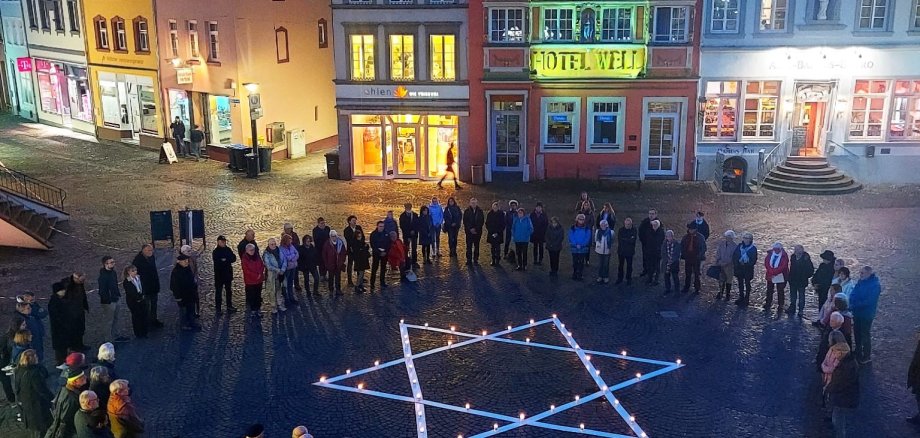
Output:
top-left (176, 68), bottom-right (193, 85)
top-left (530, 45), bottom-right (646, 80)
top-left (34, 59), bottom-right (55, 73)
top-left (16, 57), bottom-right (32, 72)
top-left (337, 84), bottom-right (469, 100)
top-left (363, 85), bottom-right (439, 99)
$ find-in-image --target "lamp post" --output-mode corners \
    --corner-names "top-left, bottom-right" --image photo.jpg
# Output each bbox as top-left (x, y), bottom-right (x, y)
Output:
top-left (243, 82), bottom-right (261, 176)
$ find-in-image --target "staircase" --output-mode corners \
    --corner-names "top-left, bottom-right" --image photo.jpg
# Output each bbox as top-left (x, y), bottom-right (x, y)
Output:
top-left (0, 166), bottom-right (69, 250)
top-left (761, 157), bottom-right (862, 195)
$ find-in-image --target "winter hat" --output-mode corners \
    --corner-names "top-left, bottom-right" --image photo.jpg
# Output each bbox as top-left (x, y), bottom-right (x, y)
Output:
top-left (245, 424), bottom-right (265, 438)
top-left (65, 352), bottom-right (86, 368)
top-left (820, 250), bottom-right (836, 261)
top-left (65, 368), bottom-right (85, 382)
top-left (217, 235), bottom-right (227, 241)
top-left (177, 254), bottom-right (190, 261)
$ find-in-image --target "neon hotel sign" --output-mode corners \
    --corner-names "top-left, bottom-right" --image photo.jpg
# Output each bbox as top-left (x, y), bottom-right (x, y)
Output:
top-left (530, 45), bottom-right (646, 80)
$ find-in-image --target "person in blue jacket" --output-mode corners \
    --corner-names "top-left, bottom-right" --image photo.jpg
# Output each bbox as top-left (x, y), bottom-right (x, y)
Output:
top-left (849, 266), bottom-right (881, 364)
top-left (568, 214), bottom-right (592, 280)
top-left (429, 197), bottom-right (445, 257)
top-left (511, 208), bottom-right (534, 271)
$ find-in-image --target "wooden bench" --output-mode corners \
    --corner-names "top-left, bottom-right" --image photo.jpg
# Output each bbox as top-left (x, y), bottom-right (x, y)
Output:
top-left (597, 165), bottom-right (642, 189)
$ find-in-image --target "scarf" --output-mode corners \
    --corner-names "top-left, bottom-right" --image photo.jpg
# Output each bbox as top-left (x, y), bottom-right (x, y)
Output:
top-left (130, 276), bottom-right (142, 294)
top-left (267, 247), bottom-right (282, 267)
top-left (739, 244), bottom-right (754, 264)
top-left (666, 240), bottom-right (675, 264)
top-left (770, 251), bottom-right (781, 268)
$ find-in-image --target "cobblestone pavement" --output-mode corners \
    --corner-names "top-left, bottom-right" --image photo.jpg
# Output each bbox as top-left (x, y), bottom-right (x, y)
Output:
top-left (0, 115), bottom-right (918, 437)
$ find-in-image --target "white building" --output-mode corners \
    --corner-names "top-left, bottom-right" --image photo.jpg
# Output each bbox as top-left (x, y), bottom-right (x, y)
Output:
top-left (698, 0), bottom-right (920, 184)
top-left (2, 0), bottom-right (34, 119)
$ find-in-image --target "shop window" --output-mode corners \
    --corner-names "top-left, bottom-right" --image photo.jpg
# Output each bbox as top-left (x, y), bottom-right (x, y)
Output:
top-left (601, 7), bottom-right (633, 41)
top-left (543, 8), bottom-right (574, 41)
top-left (208, 95), bottom-right (233, 144)
top-left (276, 27), bottom-right (290, 63)
top-left (68, 66), bottom-right (92, 122)
top-left (653, 6), bottom-right (689, 42)
top-left (427, 116), bottom-right (459, 178)
top-left (390, 34), bottom-right (415, 81)
top-left (66, 0), bottom-right (79, 33)
top-left (139, 86), bottom-right (158, 134)
top-left (93, 15), bottom-right (109, 50)
top-left (889, 80), bottom-right (920, 140)
top-left (742, 81), bottom-right (780, 139)
top-left (99, 79), bottom-right (121, 128)
top-left (541, 97), bottom-right (580, 152)
top-left (759, 0), bottom-right (789, 32)
top-left (857, 0), bottom-right (889, 30)
top-left (489, 8), bottom-right (525, 42)
top-left (587, 98), bottom-right (625, 152)
top-left (350, 34), bottom-right (375, 81)
top-left (849, 80), bottom-right (889, 139)
top-left (207, 21), bottom-right (220, 61)
top-left (711, 0), bottom-right (740, 33)
top-left (112, 17), bottom-right (127, 52)
top-left (188, 20), bottom-right (200, 58)
top-left (35, 62), bottom-right (61, 114)
top-left (168, 20), bottom-right (179, 58)
top-left (352, 115), bottom-right (384, 177)
top-left (702, 81), bottom-right (739, 140)
top-left (430, 35), bottom-right (455, 82)
top-left (134, 17), bottom-right (150, 53)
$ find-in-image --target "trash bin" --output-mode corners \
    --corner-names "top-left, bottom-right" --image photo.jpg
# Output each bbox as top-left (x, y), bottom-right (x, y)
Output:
top-left (245, 153), bottom-right (259, 178)
top-left (471, 165), bottom-right (484, 185)
top-left (325, 151), bottom-right (341, 180)
top-left (258, 147), bottom-right (273, 173)
top-left (229, 145), bottom-right (248, 171)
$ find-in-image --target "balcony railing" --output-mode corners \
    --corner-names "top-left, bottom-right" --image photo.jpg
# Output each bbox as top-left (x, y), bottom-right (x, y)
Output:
top-left (0, 164), bottom-right (66, 210)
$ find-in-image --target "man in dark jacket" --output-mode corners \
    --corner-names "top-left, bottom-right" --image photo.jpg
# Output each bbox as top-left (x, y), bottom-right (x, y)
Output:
top-left (342, 216), bottom-right (363, 286)
top-left (680, 223), bottom-right (706, 294)
top-left (189, 124), bottom-right (205, 161)
top-left (312, 217), bottom-right (331, 279)
top-left (52, 273), bottom-right (90, 352)
top-left (688, 211), bottom-right (710, 240)
top-left (787, 244), bottom-right (815, 316)
top-left (399, 204), bottom-right (419, 268)
top-left (369, 221), bottom-right (391, 288)
top-left (170, 255), bottom-right (200, 331)
top-left (463, 198), bottom-right (485, 266)
top-left (812, 250), bottom-right (837, 313)
top-left (826, 349), bottom-right (859, 436)
top-left (616, 217), bottom-right (638, 285)
top-left (47, 368), bottom-right (86, 438)
top-left (98, 257), bottom-right (127, 343)
top-left (170, 117), bottom-right (187, 156)
top-left (850, 266), bottom-right (881, 364)
top-left (132, 244), bottom-right (164, 328)
top-left (212, 236), bottom-right (238, 314)
top-left (638, 208), bottom-right (660, 277)
top-left (237, 229), bottom-right (259, 257)
top-left (529, 203), bottom-right (549, 265)
top-left (503, 200), bottom-right (519, 259)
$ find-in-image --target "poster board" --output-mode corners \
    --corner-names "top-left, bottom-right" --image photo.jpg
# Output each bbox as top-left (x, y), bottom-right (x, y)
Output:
top-left (149, 210), bottom-right (175, 248)
top-left (159, 142), bottom-right (178, 164)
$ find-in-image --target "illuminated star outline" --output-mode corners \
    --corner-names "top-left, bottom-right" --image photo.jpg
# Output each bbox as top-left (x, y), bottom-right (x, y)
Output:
top-left (314, 316), bottom-right (684, 437)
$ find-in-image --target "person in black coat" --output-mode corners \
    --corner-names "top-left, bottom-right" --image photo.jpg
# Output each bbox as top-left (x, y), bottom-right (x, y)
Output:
top-left (211, 236), bottom-right (238, 314)
top-left (399, 204), bottom-right (420, 268)
top-left (351, 230), bottom-right (371, 292)
top-left (369, 221), bottom-right (392, 288)
top-left (131, 244), bottom-right (164, 328)
top-left (170, 255), bottom-right (199, 331)
top-left (502, 200), bottom-right (519, 259)
top-left (732, 232), bottom-right (758, 306)
top-left (485, 201), bottom-right (505, 266)
top-left (312, 218), bottom-right (332, 279)
top-left (787, 245), bottom-right (815, 316)
top-left (812, 250), bottom-right (837, 314)
top-left (463, 198), bottom-right (485, 266)
top-left (688, 211), bottom-right (710, 240)
top-left (616, 218), bottom-right (638, 285)
top-left (50, 273), bottom-right (89, 363)
top-left (14, 350), bottom-right (53, 436)
top-left (237, 229), bottom-right (259, 257)
top-left (122, 266), bottom-right (148, 338)
top-left (414, 206), bottom-right (434, 264)
top-left (296, 235), bottom-right (321, 294)
top-left (530, 203), bottom-right (549, 265)
top-left (638, 208), bottom-right (661, 277)
top-left (342, 216), bottom-right (364, 286)
top-left (443, 197), bottom-right (463, 257)
top-left (826, 350), bottom-right (859, 435)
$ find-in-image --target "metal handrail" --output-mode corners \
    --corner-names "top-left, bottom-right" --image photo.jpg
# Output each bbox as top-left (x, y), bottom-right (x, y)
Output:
top-left (826, 140), bottom-right (861, 158)
top-left (0, 164), bottom-right (66, 210)
top-left (755, 137), bottom-right (793, 187)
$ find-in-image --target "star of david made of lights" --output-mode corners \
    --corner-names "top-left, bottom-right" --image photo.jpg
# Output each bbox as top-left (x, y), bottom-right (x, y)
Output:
top-left (315, 316), bottom-right (684, 437)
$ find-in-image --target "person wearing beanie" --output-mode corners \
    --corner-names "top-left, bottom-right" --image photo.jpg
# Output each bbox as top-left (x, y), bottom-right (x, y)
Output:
top-left (812, 250), bottom-right (837, 317)
top-left (170, 254), bottom-right (200, 331)
top-left (47, 368), bottom-right (87, 438)
top-left (213, 235), bottom-right (238, 315)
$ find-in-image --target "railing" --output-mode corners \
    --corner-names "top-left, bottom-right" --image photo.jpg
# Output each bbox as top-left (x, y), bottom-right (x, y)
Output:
top-left (0, 164), bottom-right (66, 210)
top-left (755, 138), bottom-right (793, 188)
top-left (826, 140), bottom-right (861, 159)
top-left (714, 150), bottom-right (725, 188)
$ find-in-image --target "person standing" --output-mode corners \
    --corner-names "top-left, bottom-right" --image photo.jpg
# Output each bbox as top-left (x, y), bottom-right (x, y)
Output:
top-left (597, 203), bottom-right (616, 230)
top-left (312, 218), bottom-right (331, 280)
top-left (573, 191), bottom-right (596, 214)
top-left (47, 368), bottom-right (86, 438)
top-left (530, 203), bottom-right (549, 266)
top-left (131, 244), bottom-right (164, 329)
top-left (262, 238), bottom-right (287, 313)
top-left (638, 209), bottom-right (661, 277)
top-left (74, 390), bottom-right (111, 438)
top-left (383, 210), bottom-right (399, 237)
top-left (0, 319), bottom-right (22, 403)
top-left (849, 266), bottom-right (881, 364)
top-left (503, 200), bottom-right (519, 260)
top-left (51, 273), bottom-right (90, 355)
top-left (764, 242), bottom-right (790, 312)
top-left (169, 117), bottom-right (187, 156)
top-left (660, 230), bottom-right (682, 294)
top-left (279, 234), bottom-right (300, 307)
top-left (568, 214), bottom-right (591, 280)
top-left (212, 236), bottom-right (238, 315)
top-left (485, 202), bottom-right (505, 266)
top-left (14, 349), bottom-right (53, 437)
top-left (679, 223), bottom-right (706, 293)
top-left (429, 197), bottom-right (444, 257)
top-left (107, 379), bottom-right (144, 437)
top-left (463, 198), bottom-right (485, 266)
top-left (787, 245), bottom-right (815, 316)
top-left (593, 220), bottom-right (613, 284)
top-left (545, 217), bottom-right (565, 277)
top-left (908, 334), bottom-right (920, 425)
top-left (436, 142), bottom-right (462, 189)
top-left (398, 204), bottom-right (419, 268)
top-left (342, 216), bottom-right (363, 286)
top-left (369, 221), bottom-right (391, 289)
top-left (322, 230), bottom-right (348, 295)
top-left (351, 230), bottom-right (371, 293)
top-left (813, 250), bottom-right (837, 314)
top-left (732, 233), bottom-right (757, 306)
top-left (689, 212), bottom-right (710, 241)
top-left (188, 124), bottom-right (205, 161)
top-left (713, 231), bottom-right (736, 301)
top-left (616, 218), bottom-right (637, 285)
top-left (170, 255), bottom-right (200, 331)
top-left (825, 343), bottom-right (859, 437)
top-left (121, 266), bottom-right (147, 339)
top-left (645, 220), bottom-right (665, 286)
top-left (15, 300), bottom-right (45, 362)
top-left (512, 208), bottom-right (534, 271)
top-left (297, 235), bottom-right (321, 295)
top-left (387, 231), bottom-right (408, 281)
top-left (415, 206), bottom-right (434, 264)
top-left (179, 245), bottom-right (201, 318)
top-left (578, 200), bottom-right (596, 266)
top-left (237, 229), bottom-right (259, 257)
top-left (443, 198), bottom-right (462, 257)
top-left (241, 244), bottom-right (265, 321)
top-left (283, 223), bottom-right (302, 291)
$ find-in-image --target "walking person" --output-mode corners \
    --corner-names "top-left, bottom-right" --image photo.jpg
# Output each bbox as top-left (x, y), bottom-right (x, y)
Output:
top-left (188, 124), bottom-right (205, 161)
top-left (262, 238), bottom-right (287, 313)
top-left (369, 222), bottom-right (391, 289)
top-left (322, 230), bottom-right (347, 295)
top-left (463, 198), bottom-right (485, 266)
top-left (764, 242), bottom-right (790, 312)
top-left (616, 218), bottom-right (637, 285)
top-left (485, 201), bottom-right (505, 266)
top-left (638, 209), bottom-right (661, 277)
top-left (279, 234), bottom-right (300, 306)
top-left (825, 341), bottom-right (859, 437)
top-left (132, 244), bottom-right (164, 329)
top-left (849, 266), bottom-right (881, 364)
top-left (787, 245), bottom-right (815, 316)
top-left (170, 255), bottom-right (200, 331)
top-left (443, 197), bottom-right (462, 258)
top-left (594, 220), bottom-right (614, 284)
top-left (14, 349), bottom-right (53, 437)
top-left (296, 235), bottom-right (321, 295)
top-left (212, 236), bottom-right (238, 315)
top-left (97, 257), bottom-right (127, 343)
top-left (660, 230), bottom-right (682, 295)
top-left (713, 231), bottom-right (736, 301)
top-left (679, 223), bottom-right (706, 294)
top-left (121, 266), bottom-right (147, 339)
top-left (732, 233), bottom-right (757, 306)
top-left (546, 217), bottom-right (564, 277)
top-left (170, 116), bottom-right (187, 156)
top-left (436, 142), bottom-right (462, 189)
top-left (342, 216), bottom-right (363, 286)
top-left (351, 230), bottom-right (371, 293)
top-left (241, 244), bottom-right (265, 321)
top-left (415, 206), bottom-right (434, 264)
top-left (569, 214), bottom-right (591, 281)
top-left (578, 200), bottom-right (596, 266)
top-left (813, 250), bottom-right (837, 315)
top-left (503, 200), bottom-right (519, 260)
top-left (908, 333), bottom-right (920, 425)
top-left (429, 197), bottom-right (444, 257)
top-left (645, 221), bottom-right (665, 286)
top-left (312, 218), bottom-right (331, 280)
top-left (512, 208), bottom-right (533, 271)
top-left (400, 203), bottom-right (420, 268)
top-left (530, 203), bottom-right (549, 266)
top-left (47, 368), bottom-right (86, 438)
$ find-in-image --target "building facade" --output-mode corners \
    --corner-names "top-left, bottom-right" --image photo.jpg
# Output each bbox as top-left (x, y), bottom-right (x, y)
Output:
top-left (331, 0), bottom-right (470, 180)
top-left (156, 0), bottom-right (337, 157)
top-left (698, 0), bottom-right (920, 184)
top-left (82, 0), bottom-right (164, 148)
top-left (469, 0), bottom-right (702, 182)
top-left (21, 0), bottom-right (93, 133)
top-left (1, 0), bottom-right (33, 119)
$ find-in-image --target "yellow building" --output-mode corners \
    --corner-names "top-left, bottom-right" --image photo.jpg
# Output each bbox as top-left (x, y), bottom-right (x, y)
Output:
top-left (83, 0), bottom-right (163, 148)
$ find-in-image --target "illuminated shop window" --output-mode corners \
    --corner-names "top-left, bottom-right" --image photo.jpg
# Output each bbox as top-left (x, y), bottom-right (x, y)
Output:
top-left (430, 35), bottom-right (455, 82)
top-left (350, 34), bottom-right (375, 81)
top-left (542, 97), bottom-right (580, 151)
top-left (390, 34), bottom-right (415, 81)
top-left (759, 0), bottom-right (788, 31)
top-left (711, 0), bottom-right (739, 33)
top-left (489, 8), bottom-right (525, 42)
top-left (543, 8), bottom-right (574, 41)
top-left (849, 80), bottom-right (889, 139)
top-left (742, 81), bottom-right (780, 138)
top-left (889, 80), bottom-right (920, 140)
top-left (857, 0), bottom-right (889, 30)
top-left (702, 81), bottom-right (739, 140)
top-left (427, 115), bottom-right (459, 178)
top-left (653, 6), bottom-right (689, 42)
top-left (601, 8), bottom-right (633, 41)
top-left (587, 98), bottom-right (625, 152)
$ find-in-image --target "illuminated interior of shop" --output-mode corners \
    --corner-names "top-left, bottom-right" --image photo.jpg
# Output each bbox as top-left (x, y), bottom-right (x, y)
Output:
top-left (351, 114), bottom-right (458, 178)
top-left (208, 95), bottom-right (233, 144)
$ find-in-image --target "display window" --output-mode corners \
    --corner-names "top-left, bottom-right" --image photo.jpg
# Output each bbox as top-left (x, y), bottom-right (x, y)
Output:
top-left (67, 66), bottom-right (92, 123)
top-left (208, 95), bottom-right (233, 144)
top-left (351, 113), bottom-right (460, 179)
top-left (541, 97), bottom-right (580, 151)
top-left (169, 89), bottom-right (191, 137)
top-left (99, 79), bottom-right (122, 128)
top-left (140, 87), bottom-right (158, 134)
top-left (426, 115), bottom-right (458, 177)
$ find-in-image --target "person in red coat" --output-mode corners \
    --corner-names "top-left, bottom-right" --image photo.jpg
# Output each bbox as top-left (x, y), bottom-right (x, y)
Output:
top-left (764, 242), bottom-right (790, 312)
top-left (322, 230), bottom-right (348, 295)
top-left (386, 231), bottom-right (407, 281)
top-left (241, 244), bottom-right (265, 320)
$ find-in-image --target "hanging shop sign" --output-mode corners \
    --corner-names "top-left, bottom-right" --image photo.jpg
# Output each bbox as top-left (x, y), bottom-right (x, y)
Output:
top-left (176, 68), bottom-right (193, 85)
top-left (16, 57), bottom-right (33, 72)
top-left (530, 45), bottom-right (646, 80)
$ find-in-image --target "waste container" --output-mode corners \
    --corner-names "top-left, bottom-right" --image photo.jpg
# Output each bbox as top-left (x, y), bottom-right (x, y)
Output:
top-left (471, 165), bottom-right (485, 185)
top-left (245, 153), bottom-right (259, 178)
top-left (325, 151), bottom-right (341, 180)
top-left (229, 145), bottom-right (248, 171)
top-left (258, 147), bottom-right (273, 173)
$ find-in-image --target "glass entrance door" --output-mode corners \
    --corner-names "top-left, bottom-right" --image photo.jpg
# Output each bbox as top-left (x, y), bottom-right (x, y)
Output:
top-left (645, 108), bottom-right (679, 176)
top-left (394, 124), bottom-right (419, 178)
top-left (493, 111), bottom-right (522, 170)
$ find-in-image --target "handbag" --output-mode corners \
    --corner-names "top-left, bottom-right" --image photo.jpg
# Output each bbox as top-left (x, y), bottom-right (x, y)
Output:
top-left (706, 265), bottom-right (722, 280)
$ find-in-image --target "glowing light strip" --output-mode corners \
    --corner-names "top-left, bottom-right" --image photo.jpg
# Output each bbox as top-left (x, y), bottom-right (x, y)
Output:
top-left (400, 323), bottom-right (428, 437)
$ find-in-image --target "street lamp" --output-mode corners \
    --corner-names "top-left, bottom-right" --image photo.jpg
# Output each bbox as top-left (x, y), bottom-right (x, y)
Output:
top-left (243, 82), bottom-right (261, 176)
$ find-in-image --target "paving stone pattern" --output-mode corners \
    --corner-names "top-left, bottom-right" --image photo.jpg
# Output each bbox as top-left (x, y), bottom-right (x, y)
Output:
top-left (0, 116), bottom-right (918, 437)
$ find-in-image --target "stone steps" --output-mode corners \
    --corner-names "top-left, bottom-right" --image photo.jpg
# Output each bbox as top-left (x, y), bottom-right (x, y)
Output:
top-left (762, 158), bottom-right (862, 195)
